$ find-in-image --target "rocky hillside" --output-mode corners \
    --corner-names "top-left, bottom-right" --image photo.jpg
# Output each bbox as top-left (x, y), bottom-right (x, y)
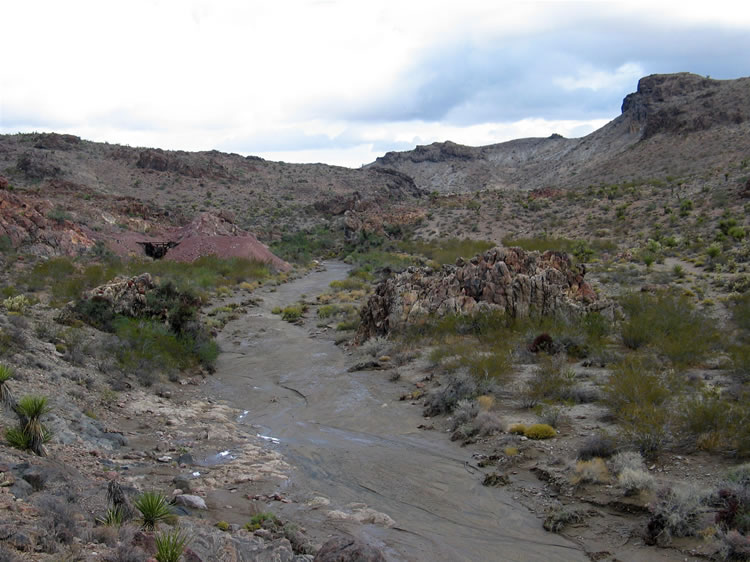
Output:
top-left (0, 133), bottom-right (425, 241)
top-left (369, 73), bottom-right (750, 193)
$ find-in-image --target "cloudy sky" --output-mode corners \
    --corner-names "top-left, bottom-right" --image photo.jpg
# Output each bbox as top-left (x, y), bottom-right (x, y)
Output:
top-left (3, 1), bottom-right (750, 167)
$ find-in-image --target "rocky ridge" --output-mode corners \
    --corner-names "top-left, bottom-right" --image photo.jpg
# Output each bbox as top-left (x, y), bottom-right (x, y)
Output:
top-left (357, 247), bottom-right (603, 341)
top-left (369, 73), bottom-right (750, 193)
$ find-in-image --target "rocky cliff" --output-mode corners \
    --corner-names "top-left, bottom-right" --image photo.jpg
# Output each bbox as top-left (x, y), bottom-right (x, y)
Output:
top-left (357, 247), bottom-right (604, 341)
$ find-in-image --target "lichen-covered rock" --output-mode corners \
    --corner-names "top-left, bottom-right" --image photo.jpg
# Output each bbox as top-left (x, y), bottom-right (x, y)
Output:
top-left (357, 246), bottom-right (605, 341)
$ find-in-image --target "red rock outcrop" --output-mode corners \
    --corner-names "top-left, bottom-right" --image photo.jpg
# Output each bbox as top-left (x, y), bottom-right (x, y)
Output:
top-left (0, 190), bottom-right (95, 256)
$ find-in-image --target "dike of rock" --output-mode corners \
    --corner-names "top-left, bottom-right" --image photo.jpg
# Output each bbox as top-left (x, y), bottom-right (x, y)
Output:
top-left (357, 246), bottom-right (604, 341)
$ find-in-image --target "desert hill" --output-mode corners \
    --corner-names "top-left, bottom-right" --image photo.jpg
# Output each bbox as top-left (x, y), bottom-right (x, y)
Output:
top-left (369, 73), bottom-right (750, 193)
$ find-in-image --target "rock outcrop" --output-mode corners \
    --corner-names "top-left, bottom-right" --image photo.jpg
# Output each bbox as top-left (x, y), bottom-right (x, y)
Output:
top-left (313, 536), bottom-right (386, 562)
top-left (0, 190), bottom-right (95, 256)
top-left (357, 247), bottom-right (602, 341)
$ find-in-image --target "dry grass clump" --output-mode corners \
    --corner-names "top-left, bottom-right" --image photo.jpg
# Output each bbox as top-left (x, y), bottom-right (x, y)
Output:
top-left (474, 411), bottom-right (506, 436)
top-left (543, 506), bottom-right (586, 533)
top-left (451, 399), bottom-right (479, 430)
top-left (572, 458), bottom-right (610, 485)
top-left (360, 336), bottom-right (392, 358)
top-left (577, 433), bottom-right (617, 461)
top-left (477, 395), bottom-right (495, 411)
top-left (524, 424), bottom-right (556, 440)
top-left (508, 423), bottom-right (526, 435)
top-left (423, 373), bottom-right (482, 416)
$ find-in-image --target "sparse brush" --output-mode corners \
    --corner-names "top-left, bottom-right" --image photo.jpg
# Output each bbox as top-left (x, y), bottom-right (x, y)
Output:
top-left (610, 451), bottom-right (645, 474)
top-left (474, 411), bottom-right (505, 436)
top-left (646, 484), bottom-right (708, 545)
top-left (452, 399), bottom-right (479, 430)
top-left (539, 406), bottom-right (566, 428)
top-left (543, 506), bottom-right (586, 533)
top-left (154, 528), bottom-right (190, 562)
top-left (578, 433), bottom-right (617, 461)
top-left (134, 491), bottom-right (172, 531)
top-left (360, 336), bottom-right (391, 358)
top-left (573, 458), bottom-right (610, 485)
top-left (423, 373), bottom-right (480, 416)
top-left (618, 467), bottom-right (655, 496)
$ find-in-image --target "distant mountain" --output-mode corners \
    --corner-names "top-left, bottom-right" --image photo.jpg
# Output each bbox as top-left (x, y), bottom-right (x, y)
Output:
top-left (368, 73), bottom-right (750, 192)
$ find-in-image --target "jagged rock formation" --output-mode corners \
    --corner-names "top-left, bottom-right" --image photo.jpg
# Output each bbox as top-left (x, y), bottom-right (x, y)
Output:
top-left (357, 247), bottom-right (603, 341)
top-left (369, 73), bottom-right (750, 193)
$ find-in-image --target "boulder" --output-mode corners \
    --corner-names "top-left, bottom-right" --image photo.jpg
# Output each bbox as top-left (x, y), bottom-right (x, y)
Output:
top-left (357, 246), bottom-right (607, 341)
top-left (175, 494), bottom-right (208, 510)
top-left (313, 536), bottom-right (386, 562)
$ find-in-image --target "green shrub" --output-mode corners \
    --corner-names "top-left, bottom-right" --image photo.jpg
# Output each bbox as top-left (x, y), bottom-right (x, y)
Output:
top-left (329, 278), bottom-right (365, 291)
top-left (98, 507), bottom-right (125, 527)
top-left (619, 293), bottom-right (719, 368)
top-left (397, 238), bottom-right (495, 265)
top-left (134, 491), bottom-right (172, 531)
top-left (603, 356), bottom-right (670, 415)
top-left (155, 528), bottom-right (189, 562)
top-left (281, 304), bottom-right (306, 322)
top-left (216, 520), bottom-right (230, 531)
top-left (678, 388), bottom-right (732, 449)
top-left (245, 512), bottom-right (280, 531)
top-left (524, 424), bottom-right (556, 439)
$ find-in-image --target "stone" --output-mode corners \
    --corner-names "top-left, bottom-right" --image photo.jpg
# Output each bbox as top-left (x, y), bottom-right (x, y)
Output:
top-left (174, 494), bottom-right (207, 510)
top-left (313, 536), bottom-right (386, 562)
top-left (21, 468), bottom-right (48, 491)
top-left (357, 247), bottom-right (609, 342)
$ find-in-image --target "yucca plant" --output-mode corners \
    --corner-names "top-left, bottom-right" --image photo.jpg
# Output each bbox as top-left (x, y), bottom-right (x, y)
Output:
top-left (134, 491), bottom-right (172, 531)
top-left (97, 506), bottom-right (125, 527)
top-left (15, 395), bottom-right (51, 456)
top-left (0, 364), bottom-right (16, 411)
top-left (155, 528), bottom-right (190, 562)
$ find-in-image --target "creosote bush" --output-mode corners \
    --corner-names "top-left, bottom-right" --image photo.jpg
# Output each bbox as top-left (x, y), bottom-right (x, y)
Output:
top-left (619, 292), bottom-right (719, 368)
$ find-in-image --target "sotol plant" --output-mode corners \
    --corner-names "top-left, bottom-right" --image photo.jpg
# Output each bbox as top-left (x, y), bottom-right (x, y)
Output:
top-left (134, 491), bottom-right (172, 530)
top-left (8, 395), bottom-right (52, 456)
top-left (155, 528), bottom-right (190, 562)
top-left (0, 364), bottom-right (16, 410)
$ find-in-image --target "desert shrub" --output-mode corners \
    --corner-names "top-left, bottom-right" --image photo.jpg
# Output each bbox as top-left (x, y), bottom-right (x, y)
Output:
top-left (578, 433), bottom-right (617, 460)
top-left (610, 451), bottom-right (645, 474)
top-left (271, 225), bottom-right (338, 264)
top-left (317, 304), bottom-right (341, 319)
top-left (245, 512), bottom-right (280, 531)
top-left (603, 356), bottom-right (670, 415)
top-left (474, 411), bottom-right (505, 436)
top-left (538, 405), bottom-right (565, 428)
top-left (619, 293), bottom-right (719, 368)
top-left (134, 491), bottom-right (171, 531)
top-left (618, 467), bottom-right (655, 495)
top-left (155, 528), bottom-right (189, 562)
top-left (717, 529), bottom-right (750, 561)
top-left (423, 374), bottom-right (480, 416)
top-left (281, 304), bottom-right (306, 322)
top-left (573, 458), bottom-right (610, 485)
top-left (329, 278), bottom-right (365, 291)
top-left (398, 238), bottom-right (495, 265)
top-left (646, 485), bottom-right (708, 544)
top-left (619, 402), bottom-right (671, 457)
top-left (360, 336), bottom-right (391, 358)
top-left (715, 464), bottom-right (750, 536)
top-left (98, 507), bottom-right (125, 527)
top-left (677, 388), bottom-right (732, 450)
top-left (216, 520), bottom-right (230, 531)
top-left (543, 507), bottom-right (586, 533)
top-left (525, 356), bottom-right (575, 403)
top-left (477, 395), bottom-right (495, 411)
top-left (509, 423), bottom-right (526, 435)
top-left (524, 424), bottom-right (556, 439)
top-left (451, 399), bottom-right (479, 430)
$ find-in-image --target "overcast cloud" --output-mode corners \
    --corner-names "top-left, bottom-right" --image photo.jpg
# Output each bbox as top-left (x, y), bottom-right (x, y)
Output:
top-left (2, 1), bottom-right (750, 167)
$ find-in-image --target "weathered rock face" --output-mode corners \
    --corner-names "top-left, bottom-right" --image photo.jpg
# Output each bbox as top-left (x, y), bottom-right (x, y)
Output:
top-left (313, 536), bottom-right (386, 562)
top-left (357, 247), bottom-right (601, 341)
top-left (0, 190), bottom-right (95, 256)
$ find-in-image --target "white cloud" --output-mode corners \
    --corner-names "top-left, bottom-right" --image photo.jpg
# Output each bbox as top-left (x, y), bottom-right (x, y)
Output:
top-left (2, 1), bottom-right (749, 167)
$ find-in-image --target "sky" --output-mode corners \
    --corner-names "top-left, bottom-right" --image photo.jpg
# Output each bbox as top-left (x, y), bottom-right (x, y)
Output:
top-left (2, 1), bottom-right (750, 168)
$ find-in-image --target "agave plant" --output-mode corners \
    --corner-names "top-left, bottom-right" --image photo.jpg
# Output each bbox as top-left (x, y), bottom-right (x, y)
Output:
top-left (15, 395), bottom-right (51, 456)
top-left (0, 364), bottom-right (16, 411)
top-left (134, 491), bottom-right (172, 531)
